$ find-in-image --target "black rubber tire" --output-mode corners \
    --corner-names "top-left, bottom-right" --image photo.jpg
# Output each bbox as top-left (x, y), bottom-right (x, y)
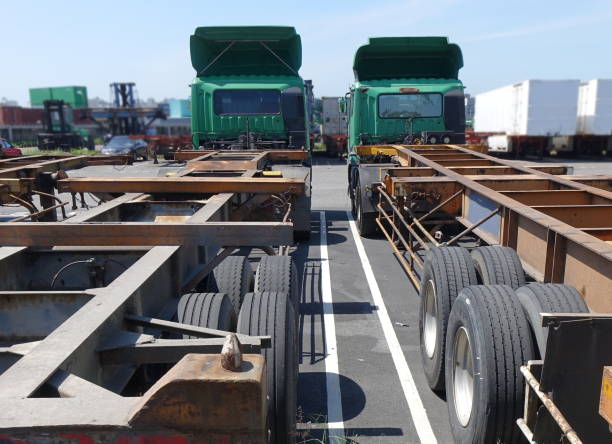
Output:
top-left (177, 292), bottom-right (234, 338)
top-left (294, 230), bottom-right (311, 242)
top-left (355, 185), bottom-right (378, 237)
top-left (516, 283), bottom-right (589, 358)
top-left (349, 167), bottom-right (358, 218)
top-left (471, 246), bottom-right (526, 289)
top-left (254, 255), bottom-right (299, 309)
top-left (419, 246), bottom-right (477, 391)
top-left (238, 292), bottom-right (297, 444)
top-left (207, 256), bottom-right (252, 315)
top-left (445, 285), bottom-right (535, 444)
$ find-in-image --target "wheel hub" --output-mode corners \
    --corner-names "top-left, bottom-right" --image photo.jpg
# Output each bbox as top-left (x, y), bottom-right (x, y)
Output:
top-left (453, 326), bottom-right (474, 427)
top-left (423, 279), bottom-right (437, 359)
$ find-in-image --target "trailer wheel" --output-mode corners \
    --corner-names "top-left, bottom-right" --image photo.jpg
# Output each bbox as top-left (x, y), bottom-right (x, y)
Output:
top-left (445, 285), bottom-right (535, 444)
top-left (207, 255), bottom-right (253, 315)
top-left (177, 292), bottom-right (234, 337)
top-left (356, 185), bottom-right (378, 237)
top-left (516, 283), bottom-right (589, 358)
top-left (254, 255), bottom-right (299, 309)
top-left (470, 246), bottom-right (526, 289)
top-left (238, 291), bottom-right (297, 444)
top-left (419, 247), bottom-right (477, 391)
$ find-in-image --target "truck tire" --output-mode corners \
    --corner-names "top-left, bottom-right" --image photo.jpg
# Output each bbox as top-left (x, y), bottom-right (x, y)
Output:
top-left (356, 185), bottom-right (378, 237)
top-left (254, 255), bottom-right (299, 309)
top-left (238, 292), bottom-right (297, 444)
top-left (207, 256), bottom-right (252, 315)
top-left (177, 292), bottom-right (234, 337)
top-left (419, 246), bottom-right (477, 391)
top-left (445, 285), bottom-right (535, 444)
top-left (470, 246), bottom-right (526, 289)
top-left (516, 283), bottom-right (589, 358)
top-left (349, 167), bottom-right (358, 218)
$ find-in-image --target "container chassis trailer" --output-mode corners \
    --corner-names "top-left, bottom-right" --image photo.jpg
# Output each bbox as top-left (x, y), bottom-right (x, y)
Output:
top-left (350, 144), bottom-right (612, 443)
top-left (0, 150), bottom-right (311, 443)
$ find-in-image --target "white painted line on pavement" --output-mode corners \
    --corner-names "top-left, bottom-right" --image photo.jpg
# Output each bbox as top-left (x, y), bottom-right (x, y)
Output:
top-left (319, 211), bottom-right (346, 436)
top-left (346, 211), bottom-right (437, 444)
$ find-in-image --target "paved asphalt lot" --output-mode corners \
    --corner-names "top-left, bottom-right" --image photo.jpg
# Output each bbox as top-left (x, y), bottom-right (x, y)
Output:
top-left (1, 155), bottom-right (611, 443)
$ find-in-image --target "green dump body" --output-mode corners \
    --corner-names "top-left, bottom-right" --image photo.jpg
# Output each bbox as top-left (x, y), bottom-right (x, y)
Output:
top-left (347, 37), bottom-right (465, 162)
top-left (190, 26), bottom-right (309, 150)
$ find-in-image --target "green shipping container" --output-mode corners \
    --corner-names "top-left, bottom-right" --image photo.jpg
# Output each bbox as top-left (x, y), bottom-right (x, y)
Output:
top-left (29, 86), bottom-right (89, 108)
top-left (29, 88), bottom-right (52, 108)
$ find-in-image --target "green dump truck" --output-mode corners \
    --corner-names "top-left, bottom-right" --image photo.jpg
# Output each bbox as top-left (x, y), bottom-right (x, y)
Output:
top-left (190, 26), bottom-right (310, 151)
top-left (344, 36), bottom-right (467, 235)
top-left (189, 26), bottom-right (312, 239)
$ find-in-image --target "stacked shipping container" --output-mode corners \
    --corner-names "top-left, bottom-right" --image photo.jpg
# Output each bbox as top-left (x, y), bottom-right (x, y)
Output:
top-left (29, 86), bottom-right (89, 108)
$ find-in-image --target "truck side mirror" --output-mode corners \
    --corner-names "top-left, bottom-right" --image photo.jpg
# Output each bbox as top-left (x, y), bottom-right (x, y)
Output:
top-left (338, 97), bottom-right (346, 113)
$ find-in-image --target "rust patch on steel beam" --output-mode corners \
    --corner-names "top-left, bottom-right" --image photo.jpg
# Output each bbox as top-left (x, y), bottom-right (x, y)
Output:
top-left (129, 353), bottom-right (265, 438)
top-left (0, 221), bottom-right (294, 246)
top-left (58, 176), bottom-right (306, 195)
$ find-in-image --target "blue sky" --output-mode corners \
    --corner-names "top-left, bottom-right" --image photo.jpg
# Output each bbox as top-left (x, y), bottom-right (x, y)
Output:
top-left (2, 0), bottom-right (612, 105)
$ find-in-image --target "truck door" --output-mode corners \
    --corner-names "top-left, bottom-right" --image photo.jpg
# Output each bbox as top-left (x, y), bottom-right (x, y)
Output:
top-left (281, 87), bottom-right (306, 149)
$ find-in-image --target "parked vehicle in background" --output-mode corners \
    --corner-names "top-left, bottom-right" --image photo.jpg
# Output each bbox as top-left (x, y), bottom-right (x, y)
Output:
top-left (37, 100), bottom-right (94, 151)
top-left (0, 138), bottom-right (22, 158)
top-left (474, 79), bottom-right (580, 158)
top-left (344, 36), bottom-right (467, 235)
top-left (321, 96), bottom-right (347, 157)
top-left (101, 135), bottom-right (148, 160)
top-left (188, 25), bottom-right (312, 239)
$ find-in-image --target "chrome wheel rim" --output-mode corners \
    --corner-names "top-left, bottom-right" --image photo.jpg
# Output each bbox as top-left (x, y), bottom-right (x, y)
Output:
top-left (423, 279), bottom-right (437, 359)
top-left (453, 326), bottom-right (474, 427)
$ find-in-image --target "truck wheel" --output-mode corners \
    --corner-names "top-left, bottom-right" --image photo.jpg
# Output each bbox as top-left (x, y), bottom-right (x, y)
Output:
top-left (207, 256), bottom-right (252, 316)
top-left (470, 246), bottom-right (526, 289)
top-left (238, 292), bottom-right (297, 444)
top-left (516, 283), bottom-right (589, 358)
top-left (356, 185), bottom-right (378, 237)
top-left (419, 247), bottom-right (477, 391)
top-left (177, 292), bottom-right (234, 336)
top-left (255, 255), bottom-right (299, 309)
top-left (445, 285), bottom-right (535, 444)
top-left (349, 167), bottom-right (358, 217)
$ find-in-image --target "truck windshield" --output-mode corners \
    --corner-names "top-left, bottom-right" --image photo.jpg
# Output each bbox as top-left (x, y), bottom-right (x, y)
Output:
top-left (214, 90), bottom-right (281, 115)
top-left (378, 93), bottom-right (442, 118)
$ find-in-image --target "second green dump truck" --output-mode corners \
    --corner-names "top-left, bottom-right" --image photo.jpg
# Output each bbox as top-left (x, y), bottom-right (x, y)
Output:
top-left (188, 26), bottom-right (312, 239)
top-left (343, 36), bottom-right (466, 235)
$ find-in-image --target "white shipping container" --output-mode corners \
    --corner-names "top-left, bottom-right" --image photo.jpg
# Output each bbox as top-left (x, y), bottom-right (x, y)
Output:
top-left (577, 79), bottom-right (612, 135)
top-left (321, 96), bottom-right (347, 135)
top-left (474, 80), bottom-right (580, 136)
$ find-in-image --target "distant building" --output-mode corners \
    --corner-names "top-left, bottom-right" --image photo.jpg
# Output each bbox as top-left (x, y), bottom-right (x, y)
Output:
top-left (0, 98), bottom-right (18, 106)
top-left (167, 99), bottom-right (191, 118)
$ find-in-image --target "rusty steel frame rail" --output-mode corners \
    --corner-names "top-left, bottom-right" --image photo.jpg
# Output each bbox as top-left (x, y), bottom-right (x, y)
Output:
top-left (356, 144), bottom-right (612, 441)
top-left (174, 148), bottom-right (309, 162)
top-left (57, 176), bottom-right (305, 195)
top-left (361, 144), bottom-right (612, 312)
top-left (0, 188), bottom-right (292, 440)
top-left (0, 244), bottom-right (267, 439)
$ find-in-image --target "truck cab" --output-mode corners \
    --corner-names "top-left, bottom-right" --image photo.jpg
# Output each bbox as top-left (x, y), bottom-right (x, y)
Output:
top-left (344, 37), bottom-right (465, 163)
top-left (190, 26), bottom-right (310, 151)
top-left (344, 36), bottom-right (466, 235)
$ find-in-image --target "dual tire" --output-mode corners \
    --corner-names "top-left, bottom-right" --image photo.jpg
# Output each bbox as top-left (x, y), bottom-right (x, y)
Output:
top-left (178, 254), bottom-right (300, 444)
top-left (420, 245), bottom-right (589, 443)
